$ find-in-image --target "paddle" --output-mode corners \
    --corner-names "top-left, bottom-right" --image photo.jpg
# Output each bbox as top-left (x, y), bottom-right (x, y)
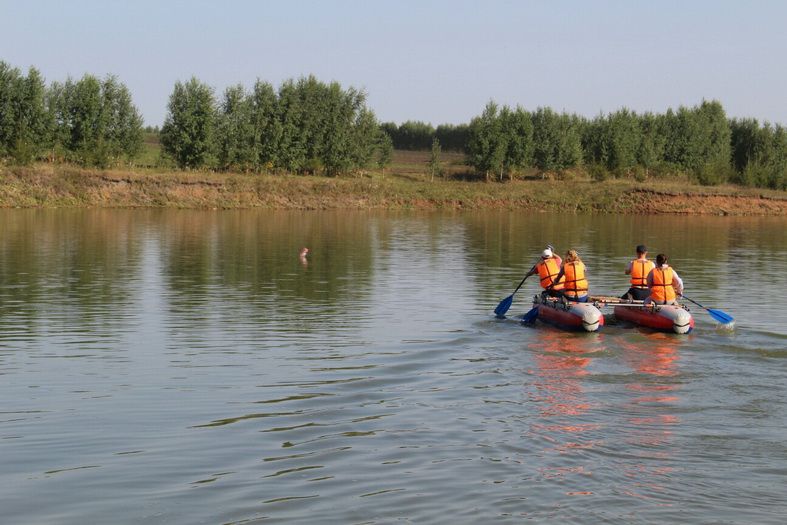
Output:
top-left (494, 266), bottom-right (535, 318)
top-left (680, 295), bottom-right (734, 324)
top-left (608, 303), bottom-right (648, 307)
top-left (521, 306), bottom-right (539, 323)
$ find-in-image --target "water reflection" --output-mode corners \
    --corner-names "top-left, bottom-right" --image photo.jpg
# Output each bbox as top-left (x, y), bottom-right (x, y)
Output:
top-left (528, 332), bottom-right (595, 418)
top-left (619, 334), bottom-right (684, 505)
top-left (0, 210), bottom-right (141, 323)
top-left (525, 331), bottom-right (604, 495)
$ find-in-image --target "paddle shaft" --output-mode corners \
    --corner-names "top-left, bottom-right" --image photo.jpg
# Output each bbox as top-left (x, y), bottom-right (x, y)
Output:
top-left (511, 266), bottom-right (535, 296)
top-left (680, 295), bottom-right (706, 309)
top-left (493, 263), bottom-right (539, 317)
top-left (608, 303), bottom-right (650, 307)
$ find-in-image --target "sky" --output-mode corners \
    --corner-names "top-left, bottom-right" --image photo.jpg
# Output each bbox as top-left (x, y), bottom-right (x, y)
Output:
top-left (2, 0), bottom-right (786, 127)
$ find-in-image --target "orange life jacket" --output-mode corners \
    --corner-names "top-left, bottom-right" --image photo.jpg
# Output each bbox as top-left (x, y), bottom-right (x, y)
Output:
top-left (650, 266), bottom-right (676, 302)
top-left (630, 259), bottom-right (655, 288)
top-left (563, 261), bottom-right (588, 298)
top-left (536, 258), bottom-right (564, 290)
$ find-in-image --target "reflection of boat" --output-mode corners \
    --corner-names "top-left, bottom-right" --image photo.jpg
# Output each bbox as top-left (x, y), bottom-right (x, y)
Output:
top-left (529, 295), bottom-right (604, 332)
top-left (612, 301), bottom-right (693, 334)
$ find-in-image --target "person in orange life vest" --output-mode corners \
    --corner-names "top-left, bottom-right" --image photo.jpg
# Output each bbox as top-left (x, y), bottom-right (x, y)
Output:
top-left (644, 253), bottom-right (684, 306)
top-left (524, 248), bottom-right (564, 297)
top-left (548, 249), bottom-right (589, 303)
top-left (545, 244), bottom-right (562, 266)
top-left (621, 244), bottom-right (655, 301)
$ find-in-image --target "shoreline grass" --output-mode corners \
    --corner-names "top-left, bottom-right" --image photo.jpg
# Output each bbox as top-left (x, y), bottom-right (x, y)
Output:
top-left (2, 161), bottom-right (787, 215)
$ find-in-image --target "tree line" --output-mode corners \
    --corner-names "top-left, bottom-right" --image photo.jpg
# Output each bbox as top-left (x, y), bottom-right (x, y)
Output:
top-left (0, 61), bottom-right (143, 166)
top-left (466, 100), bottom-right (787, 189)
top-left (380, 120), bottom-right (470, 152)
top-left (1, 62), bottom-right (390, 175)
top-left (2, 60), bottom-right (786, 189)
top-left (160, 75), bottom-right (391, 174)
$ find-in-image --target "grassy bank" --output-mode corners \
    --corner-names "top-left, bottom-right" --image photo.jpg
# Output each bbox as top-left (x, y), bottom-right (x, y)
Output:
top-left (2, 152), bottom-right (787, 215)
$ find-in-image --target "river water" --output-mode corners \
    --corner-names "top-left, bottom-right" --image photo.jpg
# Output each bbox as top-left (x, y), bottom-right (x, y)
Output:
top-left (1, 210), bottom-right (786, 524)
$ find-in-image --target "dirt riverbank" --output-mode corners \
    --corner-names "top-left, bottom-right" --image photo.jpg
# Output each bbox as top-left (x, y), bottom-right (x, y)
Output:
top-left (2, 164), bottom-right (786, 215)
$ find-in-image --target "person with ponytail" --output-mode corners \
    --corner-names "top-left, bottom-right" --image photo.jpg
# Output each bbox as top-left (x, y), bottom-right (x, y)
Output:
top-left (644, 253), bottom-right (684, 306)
top-left (548, 249), bottom-right (590, 303)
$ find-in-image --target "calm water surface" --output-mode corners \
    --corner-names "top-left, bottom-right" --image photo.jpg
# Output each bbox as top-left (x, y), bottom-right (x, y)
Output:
top-left (1, 210), bottom-right (786, 524)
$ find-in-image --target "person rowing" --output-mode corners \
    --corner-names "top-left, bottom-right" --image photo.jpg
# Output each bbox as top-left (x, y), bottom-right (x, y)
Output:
top-left (621, 244), bottom-right (655, 301)
top-left (548, 249), bottom-right (590, 303)
top-left (492, 244), bottom-right (560, 317)
top-left (644, 253), bottom-right (684, 306)
top-left (524, 247), bottom-right (564, 298)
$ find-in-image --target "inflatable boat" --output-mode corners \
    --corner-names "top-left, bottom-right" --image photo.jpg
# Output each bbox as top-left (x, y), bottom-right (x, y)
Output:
top-left (612, 302), bottom-right (694, 334)
top-left (528, 294), bottom-right (604, 332)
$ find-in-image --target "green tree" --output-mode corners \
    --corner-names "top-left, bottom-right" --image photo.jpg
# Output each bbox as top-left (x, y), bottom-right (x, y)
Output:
top-left (429, 137), bottom-right (442, 181)
top-left (276, 79), bottom-right (307, 172)
top-left (580, 115), bottom-right (606, 169)
top-left (348, 106), bottom-right (380, 173)
top-left (730, 117), bottom-right (760, 174)
top-left (270, 77), bottom-right (382, 176)
top-left (664, 100), bottom-right (731, 181)
top-left (637, 112), bottom-right (667, 175)
top-left (0, 63), bottom-right (52, 163)
top-left (693, 100), bottom-right (731, 184)
top-left (297, 75), bottom-right (330, 173)
top-left (502, 106), bottom-right (534, 179)
top-left (435, 123), bottom-right (470, 152)
top-left (391, 120), bottom-right (435, 150)
top-left (532, 107), bottom-right (582, 172)
top-left (320, 82), bottom-right (356, 176)
top-left (160, 77), bottom-right (217, 169)
top-left (532, 107), bottom-right (561, 172)
top-left (603, 108), bottom-right (641, 172)
top-left (217, 84), bottom-right (255, 171)
top-left (46, 74), bottom-right (142, 167)
top-left (731, 119), bottom-right (787, 189)
top-left (767, 125), bottom-right (787, 189)
top-left (73, 75), bottom-right (103, 162)
top-left (51, 75), bottom-right (104, 165)
top-left (0, 62), bottom-right (23, 158)
top-left (249, 80), bottom-right (280, 171)
top-left (377, 131), bottom-right (393, 169)
top-left (468, 101), bottom-right (507, 181)
top-left (100, 75), bottom-right (143, 163)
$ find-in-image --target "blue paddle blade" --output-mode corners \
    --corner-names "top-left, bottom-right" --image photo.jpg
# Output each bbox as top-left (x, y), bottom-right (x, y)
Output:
top-left (681, 295), bottom-right (734, 325)
top-left (494, 295), bottom-right (514, 318)
top-left (707, 308), bottom-right (734, 324)
top-left (521, 306), bottom-right (539, 323)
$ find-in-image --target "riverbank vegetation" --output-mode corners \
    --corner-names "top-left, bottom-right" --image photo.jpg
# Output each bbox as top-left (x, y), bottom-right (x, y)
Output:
top-left (2, 154), bottom-right (786, 214)
top-left (0, 62), bottom-right (143, 167)
top-left (1, 59), bottom-right (787, 202)
top-left (159, 76), bottom-right (390, 174)
top-left (465, 100), bottom-right (787, 190)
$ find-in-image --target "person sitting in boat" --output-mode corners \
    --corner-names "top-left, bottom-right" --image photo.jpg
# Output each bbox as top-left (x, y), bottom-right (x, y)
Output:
top-left (548, 249), bottom-right (589, 303)
top-left (524, 248), bottom-right (564, 297)
top-left (644, 253), bottom-right (684, 306)
top-left (621, 244), bottom-right (655, 301)
top-left (545, 244), bottom-right (561, 266)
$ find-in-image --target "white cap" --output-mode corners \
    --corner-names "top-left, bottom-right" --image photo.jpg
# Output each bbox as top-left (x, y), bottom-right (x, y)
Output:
top-left (542, 249), bottom-right (552, 258)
